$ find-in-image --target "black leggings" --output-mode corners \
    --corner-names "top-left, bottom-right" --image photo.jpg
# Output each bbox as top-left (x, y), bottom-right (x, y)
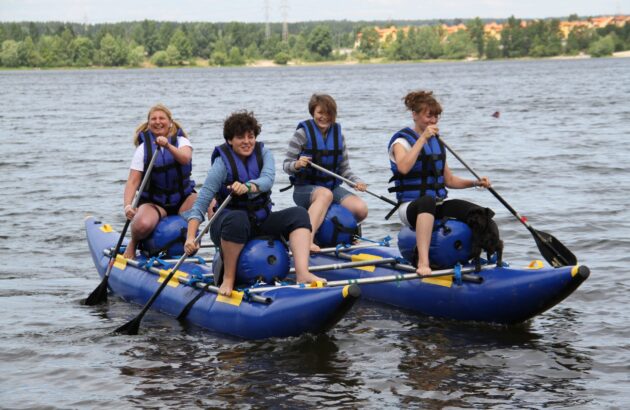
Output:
top-left (406, 197), bottom-right (485, 229)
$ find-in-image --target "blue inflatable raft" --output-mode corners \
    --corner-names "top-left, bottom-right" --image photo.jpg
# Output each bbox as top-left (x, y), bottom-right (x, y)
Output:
top-left (307, 245), bottom-right (589, 325)
top-left (85, 216), bottom-right (360, 339)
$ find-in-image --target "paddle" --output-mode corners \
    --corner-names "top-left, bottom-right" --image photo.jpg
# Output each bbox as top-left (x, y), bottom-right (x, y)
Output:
top-left (438, 136), bottom-right (577, 267)
top-left (84, 149), bottom-right (160, 306)
top-left (307, 161), bottom-right (397, 206)
top-left (114, 194), bottom-right (233, 335)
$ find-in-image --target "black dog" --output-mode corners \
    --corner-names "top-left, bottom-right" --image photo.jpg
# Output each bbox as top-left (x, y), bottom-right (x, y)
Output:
top-left (466, 207), bottom-right (503, 272)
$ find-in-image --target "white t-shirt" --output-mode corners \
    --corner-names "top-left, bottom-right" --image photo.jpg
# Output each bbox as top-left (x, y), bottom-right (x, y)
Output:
top-left (130, 136), bottom-right (192, 171)
top-left (388, 137), bottom-right (414, 226)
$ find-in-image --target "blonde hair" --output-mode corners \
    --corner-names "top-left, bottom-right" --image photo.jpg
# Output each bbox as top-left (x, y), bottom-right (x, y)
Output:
top-left (403, 90), bottom-right (443, 116)
top-left (133, 104), bottom-right (188, 146)
top-left (308, 94), bottom-right (338, 123)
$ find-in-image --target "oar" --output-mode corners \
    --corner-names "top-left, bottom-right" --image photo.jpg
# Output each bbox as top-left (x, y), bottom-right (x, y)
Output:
top-left (308, 161), bottom-right (397, 206)
top-left (438, 136), bottom-right (577, 268)
top-left (114, 194), bottom-right (233, 335)
top-left (247, 264), bottom-right (488, 293)
top-left (84, 149), bottom-right (159, 306)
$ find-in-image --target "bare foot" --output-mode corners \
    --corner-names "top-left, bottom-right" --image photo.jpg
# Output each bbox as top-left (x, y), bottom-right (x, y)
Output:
top-left (122, 245), bottom-right (136, 260)
top-left (310, 243), bottom-right (321, 253)
top-left (416, 264), bottom-right (432, 276)
top-left (296, 271), bottom-right (326, 284)
top-left (218, 282), bottom-right (233, 296)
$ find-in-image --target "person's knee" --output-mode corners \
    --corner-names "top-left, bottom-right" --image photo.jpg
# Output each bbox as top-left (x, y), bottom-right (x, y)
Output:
top-left (221, 212), bottom-right (250, 242)
top-left (287, 207), bottom-right (312, 232)
top-left (132, 216), bottom-right (156, 237)
top-left (312, 188), bottom-right (333, 204)
top-left (354, 201), bottom-right (368, 221)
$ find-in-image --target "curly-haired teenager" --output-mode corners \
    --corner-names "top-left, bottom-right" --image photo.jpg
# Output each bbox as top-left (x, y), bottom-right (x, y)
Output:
top-left (185, 111), bottom-right (323, 296)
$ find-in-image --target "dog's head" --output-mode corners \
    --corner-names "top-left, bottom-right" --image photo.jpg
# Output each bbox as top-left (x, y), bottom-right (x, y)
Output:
top-left (466, 207), bottom-right (495, 232)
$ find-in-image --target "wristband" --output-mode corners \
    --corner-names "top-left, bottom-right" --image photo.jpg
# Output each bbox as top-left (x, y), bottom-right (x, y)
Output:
top-left (245, 182), bottom-right (252, 192)
top-left (124, 204), bottom-right (132, 210)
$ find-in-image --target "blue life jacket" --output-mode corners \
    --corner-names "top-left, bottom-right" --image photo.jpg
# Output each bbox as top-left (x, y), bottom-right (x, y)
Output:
top-left (139, 129), bottom-right (195, 209)
top-left (290, 119), bottom-right (344, 189)
top-left (387, 127), bottom-right (447, 203)
top-left (211, 142), bottom-right (272, 224)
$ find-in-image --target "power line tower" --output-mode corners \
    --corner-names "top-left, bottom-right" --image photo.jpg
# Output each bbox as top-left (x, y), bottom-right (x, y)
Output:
top-left (281, 0), bottom-right (289, 42)
top-left (265, 0), bottom-right (271, 39)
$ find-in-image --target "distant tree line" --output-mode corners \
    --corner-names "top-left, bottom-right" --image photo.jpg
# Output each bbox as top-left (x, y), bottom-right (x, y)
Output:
top-left (1, 17), bottom-right (628, 68)
top-left (357, 16), bottom-right (630, 61)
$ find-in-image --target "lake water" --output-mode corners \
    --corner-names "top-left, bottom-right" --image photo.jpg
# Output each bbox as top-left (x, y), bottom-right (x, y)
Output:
top-left (1, 58), bottom-right (629, 408)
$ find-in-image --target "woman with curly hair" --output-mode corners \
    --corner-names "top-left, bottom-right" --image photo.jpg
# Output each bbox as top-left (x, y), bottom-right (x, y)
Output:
top-left (185, 111), bottom-right (323, 296)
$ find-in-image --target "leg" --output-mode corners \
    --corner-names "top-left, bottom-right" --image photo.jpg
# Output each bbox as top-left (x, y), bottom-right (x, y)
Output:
top-left (258, 207), bottom-right (323, 283)
top-left (307, 187), bottom-right (333, 252)
top-left (415, 213), bottom-right (435, 276)
top-left (339, 193), bottom-right (368, 222)
top-left (123, 203), bottom-right (165, 259)
top-left (288, 228), bottom-right (325, 283)
top-left (209, 210), bottom-right (251, 296)
top-left (219, 239), bottom-right (245, 296)
top-left (406, 196), bottom-right (437, 276)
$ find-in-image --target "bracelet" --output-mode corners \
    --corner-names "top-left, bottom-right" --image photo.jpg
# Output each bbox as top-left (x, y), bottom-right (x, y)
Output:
top-left (245, 182), bottom-right (252, 192)
top-left (472, 181), bottom-right (479, 188)
top-left (124, 204), bottom-right (132, 210)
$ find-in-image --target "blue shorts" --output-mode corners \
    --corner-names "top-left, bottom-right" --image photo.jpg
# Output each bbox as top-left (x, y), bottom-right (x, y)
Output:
top-left (292, 184), bottom-right (355, 209)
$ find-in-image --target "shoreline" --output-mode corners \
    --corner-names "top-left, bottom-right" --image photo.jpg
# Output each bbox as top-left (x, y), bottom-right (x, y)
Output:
top-left (2, 51), bottom-right (629, 71)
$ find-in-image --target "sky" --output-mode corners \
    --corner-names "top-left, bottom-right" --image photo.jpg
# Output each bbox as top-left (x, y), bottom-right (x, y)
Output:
top-left (1, 0), bottom-right (628, 24)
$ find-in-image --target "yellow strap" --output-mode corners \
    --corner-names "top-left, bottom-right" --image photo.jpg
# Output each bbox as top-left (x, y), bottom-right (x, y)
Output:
top-left (351, 253), bottom-right (382, 272)
top-left (217, 291), bottom-right (244, 306)
top-left (100, 224), bottom-right (113, 233)
top-left (157, 269), bottom-right (189, 288)
top-left (422, 275), bottom-right (453, 288)
top-left (113, 254), bottom-right (127, 270)
top-left (527, 260), bottom-right (545, 269)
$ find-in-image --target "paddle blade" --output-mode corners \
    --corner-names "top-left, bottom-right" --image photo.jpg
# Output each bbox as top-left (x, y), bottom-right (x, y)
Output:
top-left (114, 316), bottom-right (142, 335)
top-left (532, 229), bottom-right (577, 268)
top-left (176, 289), bottom-right (206, 321)
top-left (83, 275), bottom-right (109, 306)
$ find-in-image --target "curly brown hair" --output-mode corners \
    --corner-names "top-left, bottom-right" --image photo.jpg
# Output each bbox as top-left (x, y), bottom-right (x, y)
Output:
top-left (308, 94), bottom-right (337, 123)
top-left (403, 90), bottom-right (443, 116)
top-left (223, 110), bottom-right (262, 141)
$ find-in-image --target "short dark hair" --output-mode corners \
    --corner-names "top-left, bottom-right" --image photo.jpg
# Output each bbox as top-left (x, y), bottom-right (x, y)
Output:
top-left (308, 94), bottom-right (337, 123)
top-left (223, 110), bottom-right (261, 141)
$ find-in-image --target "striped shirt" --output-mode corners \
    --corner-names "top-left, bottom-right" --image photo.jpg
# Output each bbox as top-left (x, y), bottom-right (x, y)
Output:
top-left (282, 127), bottom-right (362, 184)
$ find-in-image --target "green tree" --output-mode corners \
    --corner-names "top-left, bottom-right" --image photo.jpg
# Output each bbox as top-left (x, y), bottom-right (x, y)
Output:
top-left (565, 26), bottom-right (594, 54)
top-left (127, 45), bottom-right (145, 67)
top-left (466, 17), bottom-right (485, 57)
top-left (151, 50), bottom-right (170, 66)
top-left (588, 34), bottom-right (615, 57)
top-left (443, 30), bottom-right (474, 59)
top-left (485, 35), bottom-right (501, 59)
top-left (169, 28), bottom-right (192, 61)
top-left (165, 44), bottom-right (181, 65)
top-left (97, 34), bottom-right (128, 66)
top-left (501, 16), bottom-right (528, 57)
top-left (17, 36), bottom-right (41, 66)
top-left (273, 51), bottom-right (290, 64)
top-left (0, 40), bottom-right (20, 67)
top-left (307, 25), bottom-right (333, 58)
top-left (69, 36), bottom-right (93, 66)
top-left (358, 26), bottom-right (380, 57)
top-left (228, 46), bottom-right (245, 65)
top-left (37, 35), bottom-right (65, 67)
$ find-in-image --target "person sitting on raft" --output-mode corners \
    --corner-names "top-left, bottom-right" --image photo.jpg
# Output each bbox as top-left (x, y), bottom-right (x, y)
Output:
top-left (122, 104), bottom-right (197, 259)
top-left (184, 110), bottom-right (324, 296)
top-left (283, 93), bottom-right (368, 252)
top-left (388, 90), bottom-right (494, 276)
